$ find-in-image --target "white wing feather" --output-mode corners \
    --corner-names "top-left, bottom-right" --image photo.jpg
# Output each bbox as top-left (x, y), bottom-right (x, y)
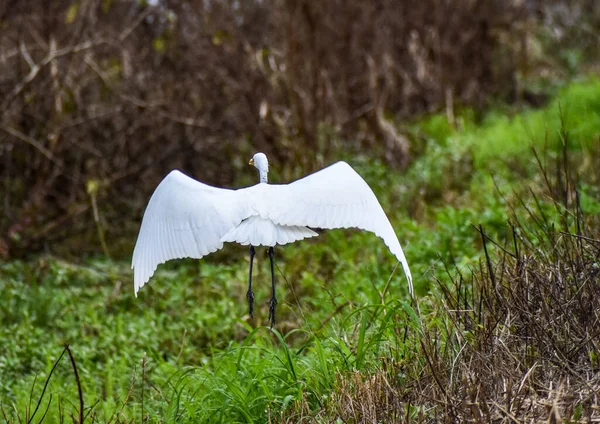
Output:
top-left (133, 162), bottom-right (413, 298)
top-left (131, 170), bottom-right (251, 295)
top-left (256, 162), bottom-right (413, 296)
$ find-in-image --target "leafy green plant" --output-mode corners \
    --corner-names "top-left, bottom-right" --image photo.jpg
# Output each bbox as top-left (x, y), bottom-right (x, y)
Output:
top-left (1, 77), bottom-right (599, 423)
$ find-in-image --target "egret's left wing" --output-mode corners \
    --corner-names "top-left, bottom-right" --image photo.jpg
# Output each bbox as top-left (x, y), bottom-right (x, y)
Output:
top-left (132, 170), bottom-right (252, 295)
top-left (262, 161), bottom-right (413, 296)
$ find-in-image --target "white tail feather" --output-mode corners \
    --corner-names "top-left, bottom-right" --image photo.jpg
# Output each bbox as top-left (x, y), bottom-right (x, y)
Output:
top-left (220, 216), bottom-right (317, 246)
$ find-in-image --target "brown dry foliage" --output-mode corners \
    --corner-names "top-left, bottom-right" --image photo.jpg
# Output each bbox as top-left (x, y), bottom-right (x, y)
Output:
top-left (418, 228), bottom-right (600, 423)
top-left (0, 0), bottom-right (534, 257)
top-left (285, 233), bottom-right (600, 421)
top-left (1, 1), bottom-right (598, 257)
top-left (281, 149), bottom-right (600, 422)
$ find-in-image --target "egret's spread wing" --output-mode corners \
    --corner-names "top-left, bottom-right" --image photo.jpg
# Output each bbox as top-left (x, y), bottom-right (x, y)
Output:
top-left (132, 170), bottom-right (251, 295)
top-left (265, 162), bottom-right (413, 296)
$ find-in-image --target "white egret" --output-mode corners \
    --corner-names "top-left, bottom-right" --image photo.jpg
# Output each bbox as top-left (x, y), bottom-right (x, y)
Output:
top-left (132, 152), bottom-right (413, 326)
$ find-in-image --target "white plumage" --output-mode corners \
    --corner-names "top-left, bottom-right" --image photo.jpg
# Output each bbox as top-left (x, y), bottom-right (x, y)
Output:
top-left (132, 153), bottom-right (413, 301)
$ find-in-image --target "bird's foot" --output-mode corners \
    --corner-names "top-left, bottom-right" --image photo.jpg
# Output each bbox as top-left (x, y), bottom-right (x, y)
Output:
top-left (268, 297), bottom-right (278, 328)
top-left (246, 290), bottom-right (255, 318)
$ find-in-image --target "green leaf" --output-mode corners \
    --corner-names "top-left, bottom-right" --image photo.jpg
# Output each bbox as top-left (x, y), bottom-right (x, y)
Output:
top-left (65, 2), bottom-right (79, 24)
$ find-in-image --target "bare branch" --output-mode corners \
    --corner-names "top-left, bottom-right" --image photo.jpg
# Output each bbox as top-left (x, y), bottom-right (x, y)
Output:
top-left (2, 39), bottom-right (103, 110)
top-left (0, 126), bottom-right (59, 165)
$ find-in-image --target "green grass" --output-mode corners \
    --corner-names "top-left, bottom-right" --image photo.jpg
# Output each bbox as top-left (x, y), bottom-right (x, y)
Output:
top-left (1, 77), bottom-right (599, 422)
top-left (0, 257), bottom-right (419, 422)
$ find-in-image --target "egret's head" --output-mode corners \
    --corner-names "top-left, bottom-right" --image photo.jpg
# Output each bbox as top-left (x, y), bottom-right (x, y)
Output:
top-left (249, 152), bottom-right (269, 183)
top-left (249, 152), bottom-right (268, 173)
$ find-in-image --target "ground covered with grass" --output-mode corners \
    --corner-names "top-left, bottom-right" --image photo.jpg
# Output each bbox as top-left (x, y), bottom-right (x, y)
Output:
top-left (1, 78), bottom-right (599, 422)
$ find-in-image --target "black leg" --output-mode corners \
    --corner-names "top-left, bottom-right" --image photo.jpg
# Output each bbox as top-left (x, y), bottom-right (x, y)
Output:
top-left (267, 246), bottom-right (278, 328)
top-left (247, 245), bottom-right (255, 318)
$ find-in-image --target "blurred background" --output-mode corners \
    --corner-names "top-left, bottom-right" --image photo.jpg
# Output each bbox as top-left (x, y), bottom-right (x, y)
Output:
top-left (2, 2), bottom-right (600, 421)
top-left (1, 0), bottom-right (599, 258)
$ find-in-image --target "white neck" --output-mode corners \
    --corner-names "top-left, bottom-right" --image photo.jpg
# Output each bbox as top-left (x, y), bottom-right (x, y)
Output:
top-left (259, 168), bottom-right (268, 183)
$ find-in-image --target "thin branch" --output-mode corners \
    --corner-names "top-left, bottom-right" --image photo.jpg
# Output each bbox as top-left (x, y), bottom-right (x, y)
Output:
top-left (82, 399), bottom-right (100, 423)
top-left (119, 94), bottom-right (208, 128)
top-left (64, 344), bottom-right (84, 424)
top-left (176, 330), bottom-right (187, 363)
top-left (141, 353), bottom-right (147, 424)
top-left (106, 365), bottom-right (137, 424)
top-left (19, 41), bottom-right (35, 70)
top-left (156, 112), bottom-right (208, 129)
top-left (316, 301), bottom-right (350, 333)
top-left (380, 261), bottom-right (399, 304)
top-left (36, 394), bottom-right (52, 424)
top-left (1, 403), bottom-right (10, 423)
top-left (27, 373), bottom-right (39, 422)
top-left (28, 346), bottom-right (68, 424)
top-left (2, 39), bottom-right (102, 109)
top-left (0, 126), bottom-right (59, 165)
top-left (83, 55), bottom-right (111, 88)
top-left (119, 7), bottom-right (153, 41)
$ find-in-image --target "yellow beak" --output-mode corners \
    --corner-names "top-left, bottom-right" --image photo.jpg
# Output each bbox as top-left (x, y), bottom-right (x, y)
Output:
top-left (249, 158), bottom-right (254, 166)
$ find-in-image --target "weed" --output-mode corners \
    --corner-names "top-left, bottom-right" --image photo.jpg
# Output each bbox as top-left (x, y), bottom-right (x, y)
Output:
top-left (0, 78), bottom-right (599, 423)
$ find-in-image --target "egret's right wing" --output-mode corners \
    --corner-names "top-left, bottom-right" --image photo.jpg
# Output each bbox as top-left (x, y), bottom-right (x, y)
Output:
top-left (262, 161), bottom-right (413, 296)
top-left (132, 170), bottom-right (251, 295)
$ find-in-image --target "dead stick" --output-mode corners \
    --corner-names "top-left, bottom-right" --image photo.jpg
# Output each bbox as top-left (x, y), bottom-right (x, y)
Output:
top-left (28, 346), bottom-right (67, 424)
top-left (64, 344), bottom-right (84, 424)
